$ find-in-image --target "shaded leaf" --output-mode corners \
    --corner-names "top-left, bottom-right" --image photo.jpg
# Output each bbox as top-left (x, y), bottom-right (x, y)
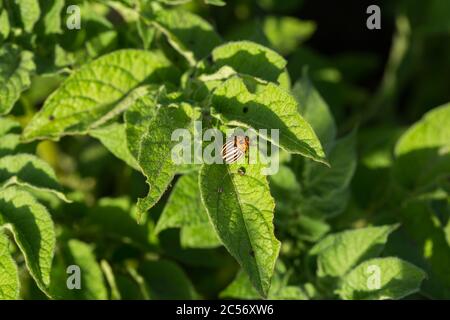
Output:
top-left (101, 260), bottom-right (121, 300)
top-left (152, 8), bottom-right (221, 65)
top-left (0, 187), bottom-right (55, 295)
top-left (138, 259), bottom-right (197, 299)
top-left (90, 123), bottom-right (140, 170)
top-left (300, 130), bottom-right (357, 218)
top-left (84, 197), bottom-right (152, 246)
top-left (0, 154), bottom-right (68, 202)
top-left (293, 72), bottom-right (336, 152)
top-left (338, 257), bottom-right (426, 300)
top-left (394, 103), bottom-right (450, 191)
top-left (0, 45), bottom-right (35, 115)
top-left (50, 239), bottom-right (107, 299)
top-left (212, 41), bottom-right (290, 88)
top-left (221, 263), bottom-right (308, 300)
top-left (23, 49), bottom-right (179, 141)
top-left (156, 173), bottom-right (221, 248)
top-left (394, 201), bottom-right (450, 299)
top-left (263, 16), bottom-right (315, 55)
top-left (310, 225), bottom-right (399, 277)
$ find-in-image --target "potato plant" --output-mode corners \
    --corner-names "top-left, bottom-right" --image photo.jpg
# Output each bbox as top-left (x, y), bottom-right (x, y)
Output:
top-left (0, 0), bottom-right (449, 300)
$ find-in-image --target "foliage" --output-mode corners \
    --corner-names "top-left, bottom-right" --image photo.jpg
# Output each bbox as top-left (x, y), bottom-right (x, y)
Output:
top-left (0, 0), bottom-right (449, 300)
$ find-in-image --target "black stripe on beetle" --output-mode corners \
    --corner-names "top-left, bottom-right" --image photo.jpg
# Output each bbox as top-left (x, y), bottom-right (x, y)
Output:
top-left (221, 136), bottom-right (249, 164)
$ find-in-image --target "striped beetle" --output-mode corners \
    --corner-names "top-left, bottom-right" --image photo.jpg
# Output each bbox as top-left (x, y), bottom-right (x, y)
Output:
top-left (221, 135), bottom-right (250, 164)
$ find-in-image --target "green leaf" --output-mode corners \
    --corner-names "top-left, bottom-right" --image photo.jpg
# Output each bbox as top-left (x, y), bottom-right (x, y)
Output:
top-left (177, 224), bottom-right (217, 250)
top-left (212, 76), bottom-right (327, 165)
top-left (302, 132), bottom-right (356, 194)
top-left (0, 134), bottom-right (24, 157)
top-left (0, 231), bottom-right (20, 300)
top-left (152, 8), bottom-right (222, 65)
top-left (0, 187), bottom-right (55, 295)
top-left (0, 118), bottom-right (21, 136)
top-left (199, 162), bottom-right (280, 297)
top-left (138, 259), bottom-right (197, 299)
top-left (0, 9), bottom-right (10, 42)
top-left (221, 263), bottom-right (308, 300)
top-left (338, 257), bottom-right (426, 300)
top-left (38, 0), bottom-right (65, 34)
top-left (100, 260), bottom-right (121, 300)
top-left (0, 154), bottom-right (68, 202)
top-left (263, 16), bottom-right (316, 55)
top-left (394, 103), bottom-right (450, 191)
top-left (22, 49), bottom-right (179, 141)
top-left (124, 94), bottom-right (159, 161)
top-left (0, 45), bottom-right (35, 115)
top-left (15, 0), bottom-right (41, 32)
top-left (205, 0), bottom-right (226, 6)
top-left (156, 173), bottom-right (221, 248)
top-left (0, 118), bottom-right (34, 157)
top-left (137, 18), bottom-right (155, 50)
top-left (90, 123), bottom-right (140, 170)
top-left (180, 224), bottom-right (222, 249)
top-left (50, 239), bottom-right (108, 299)
top-left (293, 72), bottom-right (336, 152)
top-left (300, 130), bottom-right (357, 218)
top-left (212, 41), bottom-right (290, 88)
top-left (294, 215), bottom-right (331, 242)
top-left (129, 103), bottom-right (199, 219)
top-left (395, 201), bottom-right (450, 299)
top-left (310, 225), bottom-right (399, 277)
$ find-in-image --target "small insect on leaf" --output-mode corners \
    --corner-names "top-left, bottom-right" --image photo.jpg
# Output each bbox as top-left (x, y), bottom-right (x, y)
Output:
top-left (221, 135), bottom-right (249, 164)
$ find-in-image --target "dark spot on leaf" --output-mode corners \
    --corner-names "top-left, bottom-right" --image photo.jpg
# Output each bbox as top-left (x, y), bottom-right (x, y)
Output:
top-left (243, 106), bottom-right (249, 113)
top-left (249, 250), bottom-right (255, 257)
top-left (49, 115), bottom-right (55, 121)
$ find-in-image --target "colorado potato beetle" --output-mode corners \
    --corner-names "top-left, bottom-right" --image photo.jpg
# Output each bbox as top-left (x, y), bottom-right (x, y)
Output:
top-left (221, 135), bottom-right (249, 164)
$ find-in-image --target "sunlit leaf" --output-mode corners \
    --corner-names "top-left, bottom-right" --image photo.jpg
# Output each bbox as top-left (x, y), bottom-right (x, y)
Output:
top-left (0, 187), bottom-right (55, 295)
top-left (212, 76), bottom-right (327, 165)
top-left (212, 41), bottom-right (290, 88)
top-left (0, 45), bottom-right (35, 115)
top-left (0, 154), bottom-right (68, 202)
top-left (23, 49), bottom-right (179, 140)
top-left (0, 231), bottom-right (20, 300)
top-left (200, 162), bottom-right (280, 297)
top-left (152, 8), bottom-right (221, 65)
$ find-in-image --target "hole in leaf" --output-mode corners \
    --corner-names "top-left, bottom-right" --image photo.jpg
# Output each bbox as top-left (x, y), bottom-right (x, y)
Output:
top-left (243, 106), bottom-right (249, 113)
